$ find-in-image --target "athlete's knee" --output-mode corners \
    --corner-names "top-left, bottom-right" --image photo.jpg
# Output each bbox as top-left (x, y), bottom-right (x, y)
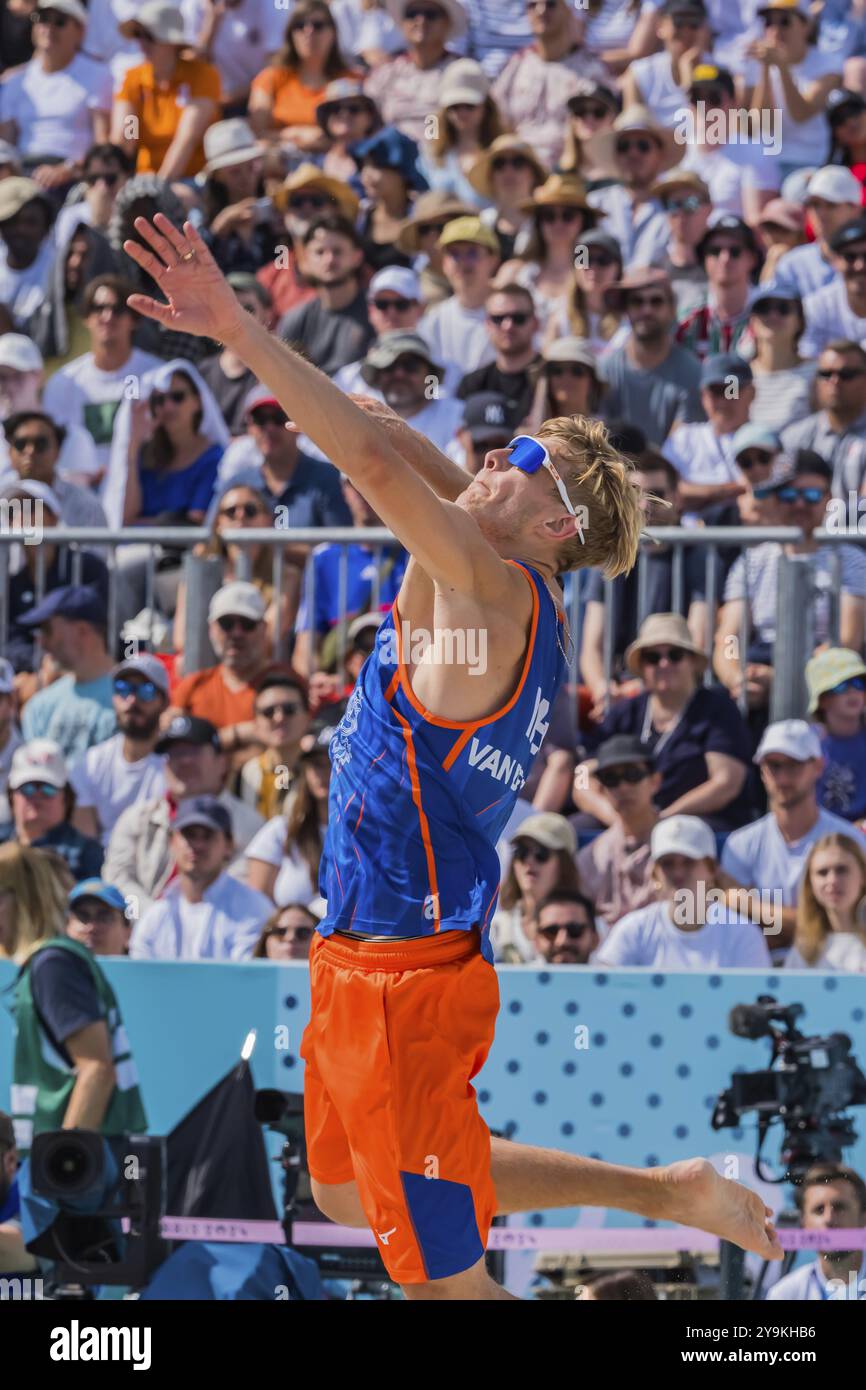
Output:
top-left (310, 1177), bottom-right (368, 1228)
top-left (401, 1257), bottom-right (513, 1301)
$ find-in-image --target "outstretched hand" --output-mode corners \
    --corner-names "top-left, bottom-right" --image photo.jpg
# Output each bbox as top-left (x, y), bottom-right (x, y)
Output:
top-left (123, 214), bottom-right (244, 343)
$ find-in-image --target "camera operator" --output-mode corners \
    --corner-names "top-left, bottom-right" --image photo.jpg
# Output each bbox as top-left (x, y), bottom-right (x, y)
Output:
top-left (0, 1110), bottom-right (38, 1276)
top-left (766, 1164), bottom-right (866, 1301)
top-left (2, 843), bottom-right (147, 1155)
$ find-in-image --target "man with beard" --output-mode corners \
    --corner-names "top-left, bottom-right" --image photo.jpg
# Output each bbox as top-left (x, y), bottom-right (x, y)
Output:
top-left (69, 655), bottom-right (168, 846)
top-left (766, 1165), bottom-right (866, 1301)
top-left (0, 1110), bottom-right (39, 1275)
top-left (359, 331), bottom-right (464, 453)
top-left (277, 213), bottom-right (374, 378)
top-left (602, 268), bottom-right (704, 447)
top-left (532, 889), bottom-right (599, 966)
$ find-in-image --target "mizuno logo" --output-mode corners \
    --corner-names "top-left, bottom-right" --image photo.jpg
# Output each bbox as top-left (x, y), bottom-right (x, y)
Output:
top-left (376, 1227), bottom-right (397, 1246)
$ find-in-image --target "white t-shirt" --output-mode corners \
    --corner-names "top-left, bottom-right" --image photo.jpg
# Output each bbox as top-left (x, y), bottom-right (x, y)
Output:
top-left (129, 871), bottom-right (272, 960)
top-left (785, 932), bottom-right (866, 972)
top-left (43, 348), bottom-right (162, 476)
top-left (418, 299), bottom-right (496, 377)
top-left (663, 423), bottom-right (738, 485)
top-left (180, 0), bottom-right (286, 94)
top-left (801, 277), bottom-right (866, 359)
top-left (592, 899), bottom-right (772, 969)
top-left (0, 237), bottom-right (56, 327)
top-left (765, 1257), bottom-right (866, 1301)
top-left (774, 242), bottom-right (837, 300)
top-left (742, 47), bottom-right (841, 167)
top-left (69, 733), bottom-right (166, 845)
top-left (681, 141), bottom-right (780, 216)
top-left (722, 808), bottom-right (866, 906)
top-left (244, 813), bottom-right (319, 906)
top-left (0, 53), bottom-right (113, 162)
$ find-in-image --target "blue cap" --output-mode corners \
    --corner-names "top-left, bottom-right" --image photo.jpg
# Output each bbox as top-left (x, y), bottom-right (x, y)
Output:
top-left (174, 795), bottom-right (233, 837)
top-left (732, 423), bottom-right (781, 457)
top-left (748, 280), bottom-right (802, 313)
top-left (700, 353), bottom-right (753, 389)
top-left (69, 879), bottom-right (127, 913)
top-left (18, 583), bottom-right (107, 629)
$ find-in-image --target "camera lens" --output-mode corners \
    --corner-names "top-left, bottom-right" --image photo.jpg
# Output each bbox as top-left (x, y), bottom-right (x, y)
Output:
top-left (42, 1135), bottom-right (102, 1196)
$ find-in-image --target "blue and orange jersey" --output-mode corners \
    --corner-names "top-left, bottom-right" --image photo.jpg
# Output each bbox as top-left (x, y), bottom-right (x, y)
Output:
top-left (319, 561), bottom-right (567, 962)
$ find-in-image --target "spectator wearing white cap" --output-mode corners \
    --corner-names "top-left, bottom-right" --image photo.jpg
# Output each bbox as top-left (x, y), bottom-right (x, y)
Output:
top-left (781, 341), bottom-right (866, 496)
top-left (592, 815), bottom-right (772, 969)
top-left (0, 658), bottom-right (22, 824)
top-left (490, 812), bottom-right (580, 964)
top-left (69, 655), bottom-right (169, 847)
top-left (168, 581), bottom-right (271, 757)
top-left (800, 216), bottom-right (866, 358)
top-left (325, 266), bottom-right (449, 402)
top-left (0, 333), bottom-right (99, 487)
top-left (0, 737), bottom-right (104, 880)
top-left (0, 0), bottom-right (112, 190)
top-left (419, 59), bottom-right (504, 209)
top-left (198, 120), bottom-right (277, 277)
top-left (721, 719), bottom-right (866, 946)
top-left (774, 167), bottom-right (862, 300)
top-left (129, 795), bottom-right (271, 960)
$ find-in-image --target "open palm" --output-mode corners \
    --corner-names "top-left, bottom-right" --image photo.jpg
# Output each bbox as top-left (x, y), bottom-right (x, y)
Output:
top-left (123, 214), bottom-right (243, 342)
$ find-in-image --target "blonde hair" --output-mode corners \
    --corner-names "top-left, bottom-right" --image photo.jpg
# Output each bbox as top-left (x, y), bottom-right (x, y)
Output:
top-left (536, 415), bottom-right (644, 578)
top-left (567, 278), bottom-right (622, 344)
top-left (795, 833), bottom-right (866, 965)
top-left (0, 843), bottom-right (68, 962)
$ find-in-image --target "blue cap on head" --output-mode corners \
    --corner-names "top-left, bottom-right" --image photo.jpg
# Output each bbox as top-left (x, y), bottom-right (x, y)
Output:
top-left (700, 353), bottom-right (753, 389)
top-left (18, 583), bottom-right (106, 630)
top-left (69, 879), bottom-right (127, 913)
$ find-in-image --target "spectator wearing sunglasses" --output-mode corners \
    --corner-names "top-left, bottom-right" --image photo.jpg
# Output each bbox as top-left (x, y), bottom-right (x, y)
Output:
top-left (601, 268), bottom-right (704, 447)
top-left (420, 60), bottom-right (505, 210)
top-left (700, 424), bottom-right (783, 540)
top-left (532, 888), bottom-right (599, 965)
top-left (491, 0), bottom-right (607, 169)
top-left (575, 735), bottom-right (660, 929)
top-left (0, 0), bottom-right (111, 194)
top-left (585, 107), bottom-right (679, 271)
top-left (356, 331), bottom-right (464, 453)
top-left (498, 173), bottom-right (598, 334)
top-left (807, 648), bottom-right (866, 824)
top-left (580, 612), bottom-right (753, 833)
top-left (65, 877), bottom-right (131, 956)
top-left (0, 738), bottom-right (103, 880)
top-left (170, 582), bottom-right (272, 756)
top-left (351, 125), bottom-right (429, 271)
top-left (716, 452), bottom-right (866, 713)
top-left (621, 0), bottom-right (713, 128)
top-left (647, 170), bottom-right (711, 319)
top-left (663, 353), bottom-right (755, 516)
top-left (51, 143), bottom-right (134, 256)
top-left (251, 902), bottom-right (318, 961)
top-left (42, 274), bottom-right (160, 484)
top-left (18, 584), bottom-right (116, 759)
top-left (457, 285), bottom-right (539, 423)
top-left (560, 81), bottom-right (622, 189)
top-left (2, 408), bottom-right (105, 525)
top-left (745, 0), bottom-right (841, 184)
top-left (593, 814), bottom-right (771, 969)
top-left (112, 2), bottom-right (221, 179)
top-left (545, 228), bottom-right (623, 354)
top-left (800, 216), bottom-right (866, 359)
top-left (676, 216), bottom-right (762, 361)
top-left (122, 363), bottom-right (225, 528)
top-left (237, 668), bottom-right (310, 821)
top-left (466, 136), bottom-right (547, 265)
top-left (251, 0), bottom-right (358, 156)
top-left (490, 812), bottom-right (579, 964)
top-left (678, 64), bottom-right (781, 221)
top-left (244, 719), bottom-right (334, 907)
top-left (523, 336), bottom-right (606, 437)
top-left (67, 655), bottom-right (168, 847)
top-left (329, 266), bottom-right (437, 399)
top-left (745, 282), bottom-right (816, 435)
top-left (781, 341), bottom-right (866, 496)
top-left (316, 79), bottom-right (382, 185)
top-left (363, 0), bottom-right (466, 145)
top-left (773, 167), bottom-right (861, 299)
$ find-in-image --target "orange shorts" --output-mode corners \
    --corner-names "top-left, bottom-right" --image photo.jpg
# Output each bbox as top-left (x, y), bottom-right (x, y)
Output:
top-left (300, 928), bottom-right (500, 1285)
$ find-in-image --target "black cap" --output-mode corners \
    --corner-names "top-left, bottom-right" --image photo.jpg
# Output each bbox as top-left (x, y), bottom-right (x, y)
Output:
top-left (174, 795), bottom-right (233, 837)
top-left (462, 392), bottom-right (522, 444)
top-left (697, 214), bottom-right (762, 266)
top-left (830, 215), bottom-right (866, 254)
top-left (753, 448), bottom-right (833, 498)
top-left (596, 734), bottom-right (656, 773)
top-left (660, 0), bottom-right (706, 13)
top-left (605, 420), bottom-right (647, 458)
top-left (155, 714), bottom-right (221, 754)
top-left (566, 80), bottom-right (622, 115)
top-left (827, 87), bottom-right (866, 122)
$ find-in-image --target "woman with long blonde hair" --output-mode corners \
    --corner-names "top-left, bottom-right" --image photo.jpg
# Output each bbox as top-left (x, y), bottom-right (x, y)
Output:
top-left (0, 842), bottom-right (68, 962)
top-left (788, 834), bottom-right (866, 972)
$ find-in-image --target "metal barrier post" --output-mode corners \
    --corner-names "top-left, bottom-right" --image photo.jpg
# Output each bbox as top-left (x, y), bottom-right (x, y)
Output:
top-left (770, 554), bottom-right (815, 722)
top-left (182, 554), bottom-right (223, 674)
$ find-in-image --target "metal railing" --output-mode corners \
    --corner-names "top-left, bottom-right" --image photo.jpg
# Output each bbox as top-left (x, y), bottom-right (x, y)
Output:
top-left (0, 523), bottom-right (860, 724)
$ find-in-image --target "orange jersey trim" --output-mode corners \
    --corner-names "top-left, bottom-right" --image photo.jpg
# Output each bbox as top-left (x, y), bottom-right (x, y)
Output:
top-left (386, 696), bottom-right (442, 933)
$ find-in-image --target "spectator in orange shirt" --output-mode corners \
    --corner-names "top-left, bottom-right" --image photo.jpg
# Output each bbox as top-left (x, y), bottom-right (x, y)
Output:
top-left (248, 0), bottom-right (356, 157)
top-left (111, 2), bottom-right (221, 181)
top-left (169, 581), bottom-right (271, 758)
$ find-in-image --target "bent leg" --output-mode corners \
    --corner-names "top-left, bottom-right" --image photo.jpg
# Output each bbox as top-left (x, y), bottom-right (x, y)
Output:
top-left (400, 1255), bottom-right (517, 1301)
top-left (310, 1177), bottom-right (368, 1228)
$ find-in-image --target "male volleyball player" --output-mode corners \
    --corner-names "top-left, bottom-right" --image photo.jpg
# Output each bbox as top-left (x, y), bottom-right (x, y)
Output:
top-left (124, 215), bottom-right (782, 1301)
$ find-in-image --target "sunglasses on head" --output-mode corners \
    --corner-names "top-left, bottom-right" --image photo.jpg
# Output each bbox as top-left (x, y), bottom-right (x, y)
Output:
top-left (268, 923), bottom-right (314, 941)
top-left (150, 389), bottom-right (190, 409)
top-left (536, 920), bottom-right (592, 940)
top-left (573, 103), bottom-right (610, 121)
top-left (513, 840), bottom-right (552, 864)
top-left (596, 764), bottom-right (651, 789)
top-left (538, 206), bottom-right (583, 225)
top-left (817, 366), bottom-right (865, 381)
top-left (776, 485), bottom-right (827, 505)
top-left (372, 296), bottom-right (413, 313)
top-left (113, 677), bottom-right (160, 702)
top-left (16, 781), bottom-right (60, 799)
top-left (10, 433), bottom-right (51, 454)
top-left (828, 677), bottom-right (866, 696)
top-left (217, 614), bottom-right (259, 633)
top-left (641, 646), bottom-right (687, 666)
top-left (220, 501), bottom-right (264, 521)
top-left (258, 699), bottom-right (303, 720)
top-left (488, 310), bottom-right (531, 326)
top-left (491, 155), bottom-right (531, 173)
top-left (616, 136), bottom-right (654, 155)
top-left (737, 450), bottom-right (774, 470)
top-left (664, 195), bottom-right (705, 214)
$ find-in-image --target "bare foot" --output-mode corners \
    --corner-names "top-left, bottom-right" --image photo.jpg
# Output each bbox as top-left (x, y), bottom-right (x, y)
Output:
top-left (662, 1157), bottom-right (783, 1259)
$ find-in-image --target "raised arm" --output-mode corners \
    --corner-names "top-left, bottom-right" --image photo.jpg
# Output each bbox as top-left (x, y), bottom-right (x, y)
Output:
top-left (124, 216), bottom-right (514, 601)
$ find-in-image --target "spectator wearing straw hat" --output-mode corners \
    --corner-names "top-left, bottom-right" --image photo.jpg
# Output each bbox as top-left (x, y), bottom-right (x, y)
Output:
top-left (647, 169), bottom-right (711, 319)
top-left (775, 167), bottom-right (862, 299)
top-left (419, 59), bottom-right (505, 209)
top-left (466, 135), bottom-right (547, 263)
top-left (491, 0), bottom-right (607, 168)
top-left (112, 2), bottom-right (222, 179)
top-left (316, 78), bottom-right (382, 184)
top-left (394, 190), bottom-right (475, 304)
top-left (363, 0), bottom-right (467, 144)
top-left (497, 172), bottom-right (598, 332)
top-left (585, 107), bottom-right (682, 270)
top-left (577, 612), bottom-right (753, 833)
top-left (258, 162), bottom-right (360, 322)
top-left (807, 648), bottom-right (866, 823)
top-left (418, 214), bottom-right (500, 374)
